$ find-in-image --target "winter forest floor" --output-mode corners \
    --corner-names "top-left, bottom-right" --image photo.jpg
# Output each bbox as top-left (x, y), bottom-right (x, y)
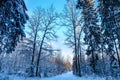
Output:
top-left (0, 72), bottom-right (119, 80)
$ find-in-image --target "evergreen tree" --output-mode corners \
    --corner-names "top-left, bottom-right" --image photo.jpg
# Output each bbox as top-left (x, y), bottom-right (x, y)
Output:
top-left (77, 0), bottom-right (101, 73)
top-left (98, 0), bottom-right (120, 76)
top-left (0, 0), bottom-right (28, 53)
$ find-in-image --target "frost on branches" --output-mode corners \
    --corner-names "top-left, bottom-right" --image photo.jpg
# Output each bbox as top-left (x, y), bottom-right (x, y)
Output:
top-left (0, 0), bottom-right (28, 53)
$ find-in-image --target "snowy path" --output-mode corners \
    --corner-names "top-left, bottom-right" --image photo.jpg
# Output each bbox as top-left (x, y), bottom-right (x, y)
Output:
top-left (40, 72), bottom-right (105, 80)
top-left (1, 72), bottom-right (118, 80)
top-left (7, 72), bottom-right (107, 80)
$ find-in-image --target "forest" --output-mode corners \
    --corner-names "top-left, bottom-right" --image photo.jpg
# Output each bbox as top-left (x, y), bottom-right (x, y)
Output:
top-left (0, 0), bottom-right (120, 80)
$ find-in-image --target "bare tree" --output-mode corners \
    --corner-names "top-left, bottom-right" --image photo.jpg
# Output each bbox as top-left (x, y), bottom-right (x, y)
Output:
top-left (27, 7), bottom-right (43, 76)
top-left (60, 0), bottom-right (83, 76)
top-left (35, 5), bottom-right (59, 77)
top-left (27, 6), bottom-right (58, 77)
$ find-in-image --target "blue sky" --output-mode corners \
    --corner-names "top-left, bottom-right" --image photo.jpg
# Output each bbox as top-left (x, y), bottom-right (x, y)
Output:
top-left (25, 0), bottom-right (66, 13)
top-left (24, 0), bottom-right (73, 58)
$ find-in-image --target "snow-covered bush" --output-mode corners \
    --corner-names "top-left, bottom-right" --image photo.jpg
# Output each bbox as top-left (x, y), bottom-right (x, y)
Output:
top-left (0, 75), bottom-right (9, 80)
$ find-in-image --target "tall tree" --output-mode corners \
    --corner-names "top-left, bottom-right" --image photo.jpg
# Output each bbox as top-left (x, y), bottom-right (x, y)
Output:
top-left (98, 0), bottom-right (120, 76)
top-left (35, 5), bottom-right (58, 77)
top-left (27, 8), bottom-right (43, 76)
top-left (77, 0), bottom-right (101, 73)
top-left (61, 0), bottom-right (83, 76)
top-left (0, 0), bottom-right (28, 53)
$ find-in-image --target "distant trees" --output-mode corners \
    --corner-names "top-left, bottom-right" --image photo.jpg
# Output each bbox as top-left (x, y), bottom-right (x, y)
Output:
top-left (39, 50), bottom-right (69, 77)
top-left (0, 37), bottom-right (69, 77)
top-left (0, 0), bottom-right (28, 53)
top-left (0, 38), bottom-right (32, 75)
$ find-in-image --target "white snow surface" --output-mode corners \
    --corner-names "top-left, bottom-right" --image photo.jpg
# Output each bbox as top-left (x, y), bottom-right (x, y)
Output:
top-left (40, 72), bottom-right (105, 80)
top-left (0, 72), bottom-right (116, 80)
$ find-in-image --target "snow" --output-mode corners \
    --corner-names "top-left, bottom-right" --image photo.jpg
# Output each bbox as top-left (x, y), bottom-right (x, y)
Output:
top-left (0, 72), bottom-right (113, 80)
top-left (40, 72), bottom-right (105, 80)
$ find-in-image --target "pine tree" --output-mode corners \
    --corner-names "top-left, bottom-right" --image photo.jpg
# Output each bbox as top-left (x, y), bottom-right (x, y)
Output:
top-left (98, 0), bottom-right (120, 76)
top-left (0, 0), bottom-right (28, 53)
top-left (77, 0), bottom-right (101, 73)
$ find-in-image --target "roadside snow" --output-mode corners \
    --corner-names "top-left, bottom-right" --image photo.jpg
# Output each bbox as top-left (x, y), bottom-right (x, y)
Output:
top-left (0, 72), bottom-right (117, 80)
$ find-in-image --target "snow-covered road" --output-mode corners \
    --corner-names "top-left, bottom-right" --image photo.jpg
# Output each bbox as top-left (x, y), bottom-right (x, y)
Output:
top-left (0, 72), bottom-right (116, 80)
top-left (9, 72), bottom-right (106, 80)
top-left (40, 72), bottom-right (105, 80)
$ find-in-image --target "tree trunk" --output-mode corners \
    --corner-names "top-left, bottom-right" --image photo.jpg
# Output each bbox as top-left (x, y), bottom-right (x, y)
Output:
top-left (72, 18), bottom-right (78, 75)
top-left (114, 40), bottom-right (120, 67)
top-left (77, 30), bottom-right (82, 77)
top-left (30, 31), bottom-right (37, 76)
top-left (78, 26), bottom-right (84, 76)
top-left (91, 49), bottom-right (95, 73)
top-left (101, 44), bottom-right (106, 75)
top-left (35, 26), bottom-right (48, 77)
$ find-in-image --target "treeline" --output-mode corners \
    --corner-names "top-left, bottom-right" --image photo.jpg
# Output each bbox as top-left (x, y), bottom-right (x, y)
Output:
top-left (0, 38), bottom-right (71, 77)
top-left (0, 0), bottom-right (71, 78)
top-left (65, 0), bottom-right (120, 78)
top-left (0, 0), bottom-right (120, 79)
